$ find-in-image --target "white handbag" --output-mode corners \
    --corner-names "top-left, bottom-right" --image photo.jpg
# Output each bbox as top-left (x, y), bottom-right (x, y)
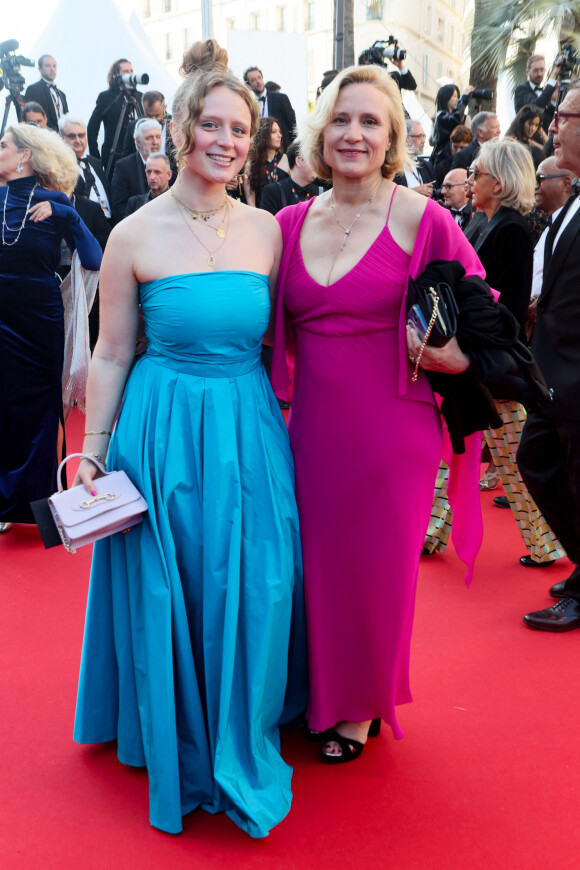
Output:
top-left (48, 453), bottom-right (148, 554)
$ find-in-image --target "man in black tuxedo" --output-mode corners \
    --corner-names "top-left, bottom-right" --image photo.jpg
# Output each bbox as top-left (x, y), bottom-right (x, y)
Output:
top-left (514, 54), bottom-right (562, 133)
top-left (24, 55), bottom-right (68, 132)
top-left (87, 59), bottom-right (143, 176)
top-left (111, 119), bottom-right (162, 223)
top-left (450, 112), bottom-right (501, 171)
top-left (122, 90), bottom-right (177, 180)
top-left (520, 79), bottom-right (580, 631)
top-left (243, 67), bottom-right (296, 150)
top-left (59, 114), bottom-right (112, 222)
top-left (259, 141), bottom-right (321, 215)
top-left (441, 168), bottom-right (471, 230)
top-left (394, 121), bottom-right (435, 196)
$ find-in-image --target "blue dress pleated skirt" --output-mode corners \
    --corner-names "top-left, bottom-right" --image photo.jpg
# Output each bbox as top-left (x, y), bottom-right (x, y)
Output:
top-left (74, 271), bottom-right (308, 837)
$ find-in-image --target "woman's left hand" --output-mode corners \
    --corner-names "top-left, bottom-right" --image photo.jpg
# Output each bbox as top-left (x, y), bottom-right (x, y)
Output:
top-left (407, 325), bottom-right (471, 374)
top-left (28, 201), bottom-right (53, 223)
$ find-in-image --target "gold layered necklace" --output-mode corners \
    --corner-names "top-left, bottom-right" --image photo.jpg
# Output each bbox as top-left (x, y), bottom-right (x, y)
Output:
top-left (2, 183), bottom-right (38, 247)
top-left (173, 191), bottom-right (232, 268)
top-left (170, 187), bottom-right (229, 237)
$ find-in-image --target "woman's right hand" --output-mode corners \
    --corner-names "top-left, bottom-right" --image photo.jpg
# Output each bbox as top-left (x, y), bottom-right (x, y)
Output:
top-left (72, 458), bottom-right (103, 494)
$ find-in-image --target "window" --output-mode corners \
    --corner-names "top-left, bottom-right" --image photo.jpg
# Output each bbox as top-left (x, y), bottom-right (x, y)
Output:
top-left (366, 0), bottom-right (383, 19)
top-left (165, 32), bottom-right (173, 60)
top-left (437, 17), bottom-right (444, 42)
top-left (163, 0), bottom-right (171, 12)
top-left (143, 0), bottom-right (151, 18)
top-left (425, 5), bottom-right (432, 34)
top-left (226, 17), bottom-right (235, 29)
top-left (437, 60), bottom-right (442, 78)
top-left (423, 53), bottom-right (429, 87)
top-left (276, 6), bottom-right (287, 31)
top-left (184, 28), bottom-right (194, 52)
top-left (448, 24), bottom-right (455, 52)
top-left (304, 1), bottom-right (315, 31)
top-left (249, 12), bottom-right (260, 30)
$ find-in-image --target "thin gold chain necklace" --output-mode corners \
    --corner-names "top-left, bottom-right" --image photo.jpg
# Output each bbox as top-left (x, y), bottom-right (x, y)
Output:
top-left (330, 177), bottom-right (383, 253)
top-left (170, 186), bottom-right (228, 226)
top-left (174, 195), bottom-right (231, 268)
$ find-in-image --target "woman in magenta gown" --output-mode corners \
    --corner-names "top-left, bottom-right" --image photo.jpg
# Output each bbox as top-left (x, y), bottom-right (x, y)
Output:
top-left (272, 63), bottom-right (486, 761)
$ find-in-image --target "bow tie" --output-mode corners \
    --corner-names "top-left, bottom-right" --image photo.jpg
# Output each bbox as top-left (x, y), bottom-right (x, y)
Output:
top-left (258, 94), bottom-right (266, 102)
top-left (450, 208), bottom-right (464, 216)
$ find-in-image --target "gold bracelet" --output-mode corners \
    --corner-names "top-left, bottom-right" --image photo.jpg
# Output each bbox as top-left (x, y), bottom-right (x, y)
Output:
top-left (85, 430), bottom-right (111, 436)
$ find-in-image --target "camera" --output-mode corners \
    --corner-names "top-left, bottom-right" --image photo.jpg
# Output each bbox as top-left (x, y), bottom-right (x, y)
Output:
top-left (0, 39), bottom-right (35, 96)
top-left (113, 72), bottom-right (150, 90)
top-left (557, 43), bottom-right (580, 80)
top-left (471, 88), bottom-right (494, 102)
top-left (359, 37), bottom-right (407, 66)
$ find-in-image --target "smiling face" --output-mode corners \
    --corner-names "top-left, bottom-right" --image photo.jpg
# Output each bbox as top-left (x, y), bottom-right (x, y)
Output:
top-left (322, 83), bottom-right (392, 180)
top-left (176, 85), bottom-right (252, 183)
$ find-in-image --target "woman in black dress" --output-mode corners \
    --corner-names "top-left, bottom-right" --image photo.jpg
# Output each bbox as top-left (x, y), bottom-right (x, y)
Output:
top-left (244, 116), bottom-right (290, 207)
top-left (0, 124), bottom-right (102, 532)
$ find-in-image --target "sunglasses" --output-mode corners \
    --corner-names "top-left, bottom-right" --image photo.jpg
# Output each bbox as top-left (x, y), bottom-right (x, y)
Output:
top-left (535, 173), bottom-right (569, 184)
top-left (62, 132), bottom-right (86, 140)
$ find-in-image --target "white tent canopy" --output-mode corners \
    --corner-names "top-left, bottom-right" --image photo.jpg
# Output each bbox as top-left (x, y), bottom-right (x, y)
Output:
top-left (15, 0), bottom-right (177, 135)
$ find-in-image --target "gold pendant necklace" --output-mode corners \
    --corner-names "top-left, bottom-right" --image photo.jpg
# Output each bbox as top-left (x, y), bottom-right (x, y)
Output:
top-left (170, 186), bottom-right (228, 236)
top-left (174, 194), bottom-right (231, 268)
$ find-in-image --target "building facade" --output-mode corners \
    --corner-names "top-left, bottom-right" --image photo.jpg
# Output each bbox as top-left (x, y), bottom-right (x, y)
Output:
top-left (136, 0), bottom-right (467, 113)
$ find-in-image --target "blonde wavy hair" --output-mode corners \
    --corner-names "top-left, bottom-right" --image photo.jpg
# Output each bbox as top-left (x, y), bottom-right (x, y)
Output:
top-left (172, 39), bottom-right (259, 169)
top-left (8, 124), bottom-right (79, 194)
top-left (299, 64), bottom-right (408, 182)
top-left (474, 139), bottom-right (536, 215)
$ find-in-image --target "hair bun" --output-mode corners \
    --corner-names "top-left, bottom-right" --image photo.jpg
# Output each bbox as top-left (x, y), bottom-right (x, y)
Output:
top-left (180, 39), bottom-right (228, 77)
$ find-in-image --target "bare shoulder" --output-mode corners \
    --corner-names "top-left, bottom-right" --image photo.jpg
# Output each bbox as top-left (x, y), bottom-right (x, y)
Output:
top-left (388, 184), bottom-right (430, 255)
top-left (233, 200), bottom-right (281, 242)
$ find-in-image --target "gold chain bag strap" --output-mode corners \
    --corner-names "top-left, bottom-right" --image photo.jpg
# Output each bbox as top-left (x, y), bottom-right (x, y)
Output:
top-left (412, 287), bottom-right (441, 382)
top-left (48, 453), bottom-right (148, 554)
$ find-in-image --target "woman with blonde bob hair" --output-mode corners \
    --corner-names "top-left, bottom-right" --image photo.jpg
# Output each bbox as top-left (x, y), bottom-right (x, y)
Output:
top-left (271, 63), bottom-right (488, 762)
top-left (0, 123), bottom-right (102, 533)
top-left (73, 39), bottom-right (307, 838)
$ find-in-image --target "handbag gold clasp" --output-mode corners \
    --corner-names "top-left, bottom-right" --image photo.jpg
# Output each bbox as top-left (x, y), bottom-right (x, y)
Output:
top-left (80, 492), bottom-right (116, 509)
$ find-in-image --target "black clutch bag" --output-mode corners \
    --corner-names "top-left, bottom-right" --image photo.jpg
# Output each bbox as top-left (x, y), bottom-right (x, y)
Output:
top-left (406, 274), bottom-right (459, 381)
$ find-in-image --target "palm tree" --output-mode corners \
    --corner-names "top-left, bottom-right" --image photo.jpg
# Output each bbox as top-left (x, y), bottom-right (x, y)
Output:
top-left (334, 0), bottom-right (355, 69)
top-left (468, 0), bottom-right (580, 110)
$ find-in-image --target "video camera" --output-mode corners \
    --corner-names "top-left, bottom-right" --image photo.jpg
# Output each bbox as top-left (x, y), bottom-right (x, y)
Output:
top-left (360, 37), bottom-right (407, 66)
top-left (113, 72), bottom-right (150, 90)
top-left (470, 88), bottom-right (494, 102)
top-left (0, 39), bottom-right (35, 96)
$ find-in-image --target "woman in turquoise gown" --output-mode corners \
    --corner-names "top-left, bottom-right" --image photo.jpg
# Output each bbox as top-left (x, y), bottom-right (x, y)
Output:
top-left (73, 40), bottom-right (307, 838)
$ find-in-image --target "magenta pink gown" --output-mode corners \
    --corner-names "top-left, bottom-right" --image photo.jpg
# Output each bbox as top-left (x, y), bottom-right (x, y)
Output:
top-left (272, 194), bottom-right (487, 738)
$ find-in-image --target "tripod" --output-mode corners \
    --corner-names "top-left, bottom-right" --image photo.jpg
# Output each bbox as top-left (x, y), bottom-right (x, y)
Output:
top-left (105, 89), bottom-right (143, 180)
top-left (0, 91), bottom-right (24, 137)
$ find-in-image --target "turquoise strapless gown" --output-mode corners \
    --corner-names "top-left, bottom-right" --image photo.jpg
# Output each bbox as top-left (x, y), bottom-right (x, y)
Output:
top-left (74, 272), bottom-right (308, 838)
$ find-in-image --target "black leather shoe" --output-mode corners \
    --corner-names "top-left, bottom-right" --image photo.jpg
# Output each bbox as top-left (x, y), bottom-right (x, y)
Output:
top-left (550, 566), bottom-right (580, 599)
top-left (523, 597), bottom-right (580, 631)
top-left (520, 555), bottom-right (555, 568)
top-left (493, 496), bottom-right (510, 508)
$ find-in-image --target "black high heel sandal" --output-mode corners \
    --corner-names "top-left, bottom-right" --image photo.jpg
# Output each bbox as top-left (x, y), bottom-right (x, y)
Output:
top-left (320, 718), bottom-right (381, 764)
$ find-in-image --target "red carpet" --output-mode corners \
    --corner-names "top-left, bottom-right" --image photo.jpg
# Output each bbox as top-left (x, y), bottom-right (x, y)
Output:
top-left (2, 410), bottom-right (579, 869)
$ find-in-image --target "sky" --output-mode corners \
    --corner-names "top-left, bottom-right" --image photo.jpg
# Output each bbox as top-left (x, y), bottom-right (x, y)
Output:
top-left (3, 0), bottom-right (136, 56)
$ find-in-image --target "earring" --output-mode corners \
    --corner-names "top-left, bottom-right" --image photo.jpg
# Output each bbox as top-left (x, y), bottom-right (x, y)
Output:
top-left (16, 163), bottom-right (23, 174)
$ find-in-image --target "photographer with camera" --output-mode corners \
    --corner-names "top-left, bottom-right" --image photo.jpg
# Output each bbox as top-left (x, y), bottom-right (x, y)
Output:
top-left (431, 84), bottom-right (474, 168)
top-left (87, 59), bottom-right (147, 177)
top-left (514, 54), bottom-right (563, 133)
top-left (358, 38), bottom-right (417, 92)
